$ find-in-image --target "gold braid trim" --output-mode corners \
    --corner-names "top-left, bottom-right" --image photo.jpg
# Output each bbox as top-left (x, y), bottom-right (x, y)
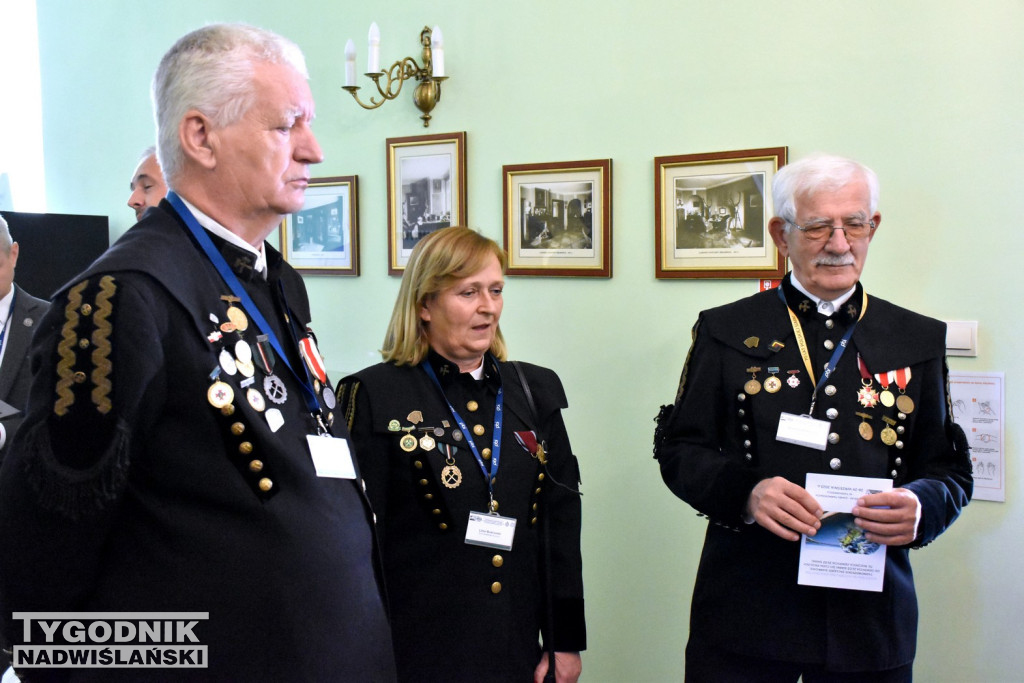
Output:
top-left (674, 318), bottom-right (702, 403)
top-left (343, 381), bottom-right (360, 433)
top-left (89, 276), bottom-right (117, 415)
top-left (54, 281), bottom-right (89, 417)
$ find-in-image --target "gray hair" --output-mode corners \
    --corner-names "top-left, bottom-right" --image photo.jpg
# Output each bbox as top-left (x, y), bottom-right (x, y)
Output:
top-left (773, 154), bottom-right (879, 228)
top-left (151, 23), bottom-right (308, 185)
top-left (0, 214), bottom-right (11, 253)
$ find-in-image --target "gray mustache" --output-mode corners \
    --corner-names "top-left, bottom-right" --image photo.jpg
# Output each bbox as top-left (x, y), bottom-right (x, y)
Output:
top-left (815, 254), bottom-right (855, 266)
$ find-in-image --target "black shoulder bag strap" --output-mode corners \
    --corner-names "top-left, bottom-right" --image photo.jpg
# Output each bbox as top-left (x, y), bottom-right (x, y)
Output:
top-left (510, 360), bottom-right (539, 426)
top-left (509, 361), bottom-right (556, 683)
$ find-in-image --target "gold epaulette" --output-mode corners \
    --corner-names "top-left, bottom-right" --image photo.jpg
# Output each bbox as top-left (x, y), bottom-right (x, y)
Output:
top-left (53, 275), bottom-right (117, 418)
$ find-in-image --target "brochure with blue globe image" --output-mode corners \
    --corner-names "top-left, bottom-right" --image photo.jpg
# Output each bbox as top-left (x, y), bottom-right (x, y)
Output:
top-left (798, 473), bottom-right (892, 592)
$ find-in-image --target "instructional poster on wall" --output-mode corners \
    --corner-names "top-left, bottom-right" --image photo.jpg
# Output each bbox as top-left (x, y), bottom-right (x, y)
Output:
top-left (797, 473), bottom-right (892, 592)
top-left (948, 371), bottom-right (1005, 502)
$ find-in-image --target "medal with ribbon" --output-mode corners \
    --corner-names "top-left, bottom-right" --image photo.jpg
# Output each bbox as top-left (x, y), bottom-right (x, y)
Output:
top-left (422, 355), bottom-right (504, 513)
top-left (440, 443), bottom-right (462, 489)
top-left (513, 430), bottom-right (547, 464)
top-left (856, 354), bottom-right (880, 408)
top-left (875, 369), bottom-right (896, 407)
top-left (893, 367), bottom-right (915, 414)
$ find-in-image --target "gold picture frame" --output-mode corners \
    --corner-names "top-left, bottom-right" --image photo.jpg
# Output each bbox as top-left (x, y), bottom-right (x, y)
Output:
top-left (502, 159), bottom-right (612, 277)
top-left (280, 175), bottom-right (359, 276)
top-left (386, 132), bottom-right (467, 275)
top-left (655, 147), bottom-right (787, 279)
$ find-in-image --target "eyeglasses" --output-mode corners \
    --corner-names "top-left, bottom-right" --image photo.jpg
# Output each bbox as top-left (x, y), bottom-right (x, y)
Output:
top-left (787, 219), bottom-right (875, 242)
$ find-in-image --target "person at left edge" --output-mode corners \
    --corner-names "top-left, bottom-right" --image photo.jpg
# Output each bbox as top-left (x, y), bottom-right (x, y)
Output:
top-left (0, 214), bottom-right (48, 464)
top-left (0, 213), bottom-right (48, 674)
top-left (337, 226), bottom-right (585, 683)
top-left (0, 23), bottom-right (396, 682)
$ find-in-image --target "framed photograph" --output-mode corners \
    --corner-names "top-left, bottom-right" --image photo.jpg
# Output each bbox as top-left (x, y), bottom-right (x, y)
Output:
top-left (280, 176), bottom-right (359, 276)
top-left (386, 132), bottom-right (467, 274)
top-left (654, 147), bottom-right (787, 279)
top-left (502, 159), bottom-right (612, 277)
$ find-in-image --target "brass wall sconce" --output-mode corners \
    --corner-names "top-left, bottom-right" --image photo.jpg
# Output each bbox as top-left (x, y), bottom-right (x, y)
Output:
top-left (342, 23), bottom-right (447, 127)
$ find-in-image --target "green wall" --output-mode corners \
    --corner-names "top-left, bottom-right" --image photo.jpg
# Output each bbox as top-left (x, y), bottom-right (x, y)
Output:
top-left (36, 1), bottom-right (1023, 680)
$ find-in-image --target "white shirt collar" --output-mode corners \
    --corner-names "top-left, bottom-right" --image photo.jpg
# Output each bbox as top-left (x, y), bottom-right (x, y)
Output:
top-left (178, 197), bottom-right (268, 279)
top-left (790, 273), bottom-right (856, 316)
top-left (0, 286), bottom-right (14, 365)
top-left (0, 287), bottom-right (13, 325)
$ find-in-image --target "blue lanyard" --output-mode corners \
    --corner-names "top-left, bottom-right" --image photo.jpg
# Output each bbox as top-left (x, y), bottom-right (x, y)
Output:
top-left (422, 357), bottom-right (503, 496)
top-left (778, 285), bottom-right (866, 416)
top-left (166, 192), bottom-right (322, 415)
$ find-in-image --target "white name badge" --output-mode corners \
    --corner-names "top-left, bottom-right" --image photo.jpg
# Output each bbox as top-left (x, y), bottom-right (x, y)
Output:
top-left (306, 434), bottom-right (357, 479)
top-left (776, 412), bottom-right (831, 451)
top-left (465, 511), bottom-right (517, 551)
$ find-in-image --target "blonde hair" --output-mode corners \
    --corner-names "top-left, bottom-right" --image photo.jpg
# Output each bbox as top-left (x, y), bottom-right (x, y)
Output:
top-left (382, 226), bottom-right (508, 365)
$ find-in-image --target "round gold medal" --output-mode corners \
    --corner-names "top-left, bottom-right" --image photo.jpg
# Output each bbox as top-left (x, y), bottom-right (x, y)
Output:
top-left (859, 421), bottom-right (874, 441)
top-left (236, 359), bottom-right (255, 378)
top-left (880, 426), bottom-right (898, 446)
top-left (744, 379), bottom-right (762, 395)
top-left (207, 381), bottom-right (234, 408)
top-left (226, 306), bottom-right (249, 332)
top-left (399, 434), bottom-right (418, 452)
top-left (879, 390), bottom-right (895, 408)
top-left (764, 376), bottom-right (782, 393)
top-left (896, 394), bottom-right (915, 414)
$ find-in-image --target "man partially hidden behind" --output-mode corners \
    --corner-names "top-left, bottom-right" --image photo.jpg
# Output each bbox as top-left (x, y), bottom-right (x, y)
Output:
top-left (0, 23), bottom-right (396, 681)
top-left (126, 146), bottom-right (167, 220)
top-left (655, 154), bottom-right (972, 682)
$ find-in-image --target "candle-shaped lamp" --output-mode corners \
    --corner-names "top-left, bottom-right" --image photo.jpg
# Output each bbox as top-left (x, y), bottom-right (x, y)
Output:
top-left (367, 22), bottom-right (381, 74)
top-left (431, 26), bottom-right (445, 78)
top-left (344, 39), bottom-right (356, 87)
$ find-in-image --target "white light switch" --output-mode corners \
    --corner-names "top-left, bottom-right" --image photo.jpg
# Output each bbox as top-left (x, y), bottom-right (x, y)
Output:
top-left (945, 321), bottom-right (977, 357)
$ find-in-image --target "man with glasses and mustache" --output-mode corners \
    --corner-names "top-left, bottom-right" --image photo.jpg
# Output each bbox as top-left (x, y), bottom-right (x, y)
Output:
top-left (655, 154), bottom-right (972, 682)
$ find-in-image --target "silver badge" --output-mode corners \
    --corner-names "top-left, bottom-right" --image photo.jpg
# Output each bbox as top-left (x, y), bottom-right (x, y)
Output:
top-left (263, 374), bottom-right (288, 405)
top-left (235, 339), bottom-right (253, 364)
top-left (322, 385), bottom-right (337, 410)
top-left (219, 348), bottom-right (238, 376)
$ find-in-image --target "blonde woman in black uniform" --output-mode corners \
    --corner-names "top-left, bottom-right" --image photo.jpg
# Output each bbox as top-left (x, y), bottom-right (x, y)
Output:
top-left (338, 226), bottom-right (586, 683)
